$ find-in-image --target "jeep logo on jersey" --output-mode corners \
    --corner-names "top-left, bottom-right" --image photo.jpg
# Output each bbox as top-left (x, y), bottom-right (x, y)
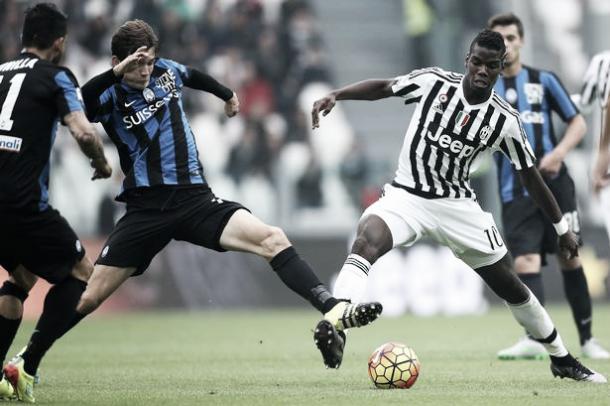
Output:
top-left (455, 111), bottom-right (470, 128)
top-left (524, 83), bottom-right (543, 104)
top-left (426, 129), bottom-right (475, 159)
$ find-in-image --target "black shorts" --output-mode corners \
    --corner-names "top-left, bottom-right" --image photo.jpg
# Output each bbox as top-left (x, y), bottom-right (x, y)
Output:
top-left (0, 207), bottom-right (86, 283)
top-left (96, 185), bottom-right (247, 276)
top-left (502, 172), bottom-right (582, 265)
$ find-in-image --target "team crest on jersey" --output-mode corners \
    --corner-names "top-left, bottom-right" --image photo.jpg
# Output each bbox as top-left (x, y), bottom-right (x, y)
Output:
top-left (524, 83), bottom-right (543, 104)
top-left (479, 125), bottom-right (493, 142)
top-left (142, 88), bottom-right (156, 103)
top-left (455, 111), bottom-right (470, 128)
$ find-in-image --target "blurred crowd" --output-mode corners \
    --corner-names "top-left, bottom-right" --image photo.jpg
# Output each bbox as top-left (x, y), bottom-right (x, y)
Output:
top-left (0, 0), bottom-right (365, 235)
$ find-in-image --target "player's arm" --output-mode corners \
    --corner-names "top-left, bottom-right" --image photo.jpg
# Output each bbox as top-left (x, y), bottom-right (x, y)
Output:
top-left (311, 79), bottom-right (394, 129)
top-left (81, 46), bottom-right (149, 119)
top-left (183, 68), bottom-right (238, 117)
top-left (63, 111), bottom-right (112, 180)
top-left (538, 114), bottom-right (586, 177)
top-left (592, 97), bottom-right (610, 193)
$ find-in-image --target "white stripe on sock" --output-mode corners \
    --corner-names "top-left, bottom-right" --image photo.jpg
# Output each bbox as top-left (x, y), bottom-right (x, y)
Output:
top-left (333, 254), bottom-right (372, 302)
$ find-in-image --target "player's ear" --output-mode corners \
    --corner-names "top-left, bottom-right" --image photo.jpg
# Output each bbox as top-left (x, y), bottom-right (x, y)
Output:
top-left (465, 53), bottom-right (470, 68)
top-left (111, 55), bottom-right (120, 67)
top-left (52, 36), bottom-right (65, 50)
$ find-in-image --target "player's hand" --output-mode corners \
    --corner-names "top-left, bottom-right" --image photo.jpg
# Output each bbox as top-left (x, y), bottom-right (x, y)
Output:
top-left (558, 230), bottom-right (579, 260)
top-left (311, 93), bottom-right (337, 129)
top-left (90, 158), bottom-right (112, 180)
top-left (225, 93), bottom-right (239, 117)
top-left (112, 46), bottom-right (149, 77)
top-left (538, 150), bottom-right (563, 178)
top-left (592, 149), bottom-right (610, 195)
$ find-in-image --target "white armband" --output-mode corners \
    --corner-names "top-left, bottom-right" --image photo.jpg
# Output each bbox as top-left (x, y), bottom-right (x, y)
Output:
top-left (553, 217), bottom-right (569, 236)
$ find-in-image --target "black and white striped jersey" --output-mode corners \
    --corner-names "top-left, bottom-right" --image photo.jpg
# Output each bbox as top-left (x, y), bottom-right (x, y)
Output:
top-left (580, 51), bottom-right (610, 109)
top-left (390, 67), bottom-right (535, 200)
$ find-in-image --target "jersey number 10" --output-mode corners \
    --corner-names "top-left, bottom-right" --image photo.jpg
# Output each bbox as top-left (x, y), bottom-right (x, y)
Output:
top-left (0, 73), bottom-right (27, 132)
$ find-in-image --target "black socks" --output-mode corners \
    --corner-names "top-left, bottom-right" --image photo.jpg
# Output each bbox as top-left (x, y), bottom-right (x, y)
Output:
top-left (0, 281), bottom-right (28, 367)
top-left (561, 267), bottom-right (592, 345)
top-left (22, 276), bottom-right (86, 376)
top-left (270, 247), bottom-right (339, 314)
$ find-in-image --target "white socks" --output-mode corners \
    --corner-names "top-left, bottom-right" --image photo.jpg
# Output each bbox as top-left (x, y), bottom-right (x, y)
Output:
top-left (333, 254), bottom-right (371, 302)
top-left (507, 289), bottom-right (568, 357)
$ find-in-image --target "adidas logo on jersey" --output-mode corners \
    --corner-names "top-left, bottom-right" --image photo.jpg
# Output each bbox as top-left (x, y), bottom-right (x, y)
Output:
top-left (425, 130), bottom-right (475, 159)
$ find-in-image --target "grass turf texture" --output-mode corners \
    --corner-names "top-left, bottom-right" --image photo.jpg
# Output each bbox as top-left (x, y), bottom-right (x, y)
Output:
top-left (6, 304), bottom-right (609, 405)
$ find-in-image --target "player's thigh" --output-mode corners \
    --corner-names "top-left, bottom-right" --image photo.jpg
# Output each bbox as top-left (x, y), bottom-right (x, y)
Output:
top-left (501, 197), bottom-right (545, 259)
top-left (174, 189), bottom-right (251, 252)
top-left (438, 199), bottom-right (507, 269)
top-left (15, 208), bottom-right (86, 284)
top-left (70, 256), bottom-right (94, 283)
top-left (218, 209), bottom-right (289, 256)
top-left (96, 207), bottom-right (173, 276)
top-left (360, 184), bottom-right (423, 249)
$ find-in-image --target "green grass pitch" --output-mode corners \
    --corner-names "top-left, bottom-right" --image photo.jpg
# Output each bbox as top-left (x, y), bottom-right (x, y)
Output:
top-left (7, 304), bottom-right (609, 405)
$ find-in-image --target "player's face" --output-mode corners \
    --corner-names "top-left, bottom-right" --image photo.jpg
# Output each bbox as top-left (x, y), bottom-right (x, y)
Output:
top-left (465, 44), bottom-right (504, 92)
top-left (122, 47), bottom-right (156, 90)
top-left (491, 24), bottom-right (522, 66)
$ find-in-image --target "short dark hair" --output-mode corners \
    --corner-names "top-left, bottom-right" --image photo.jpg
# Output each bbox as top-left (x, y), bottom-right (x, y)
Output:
top-left (469, 29), bottom-right (506, 56)
top-left (22, 3), bottom-right (68, 49)
top-left (111, 20), bottom-right (159, 60)
top-left (487, 12), bottom-right (524, 38)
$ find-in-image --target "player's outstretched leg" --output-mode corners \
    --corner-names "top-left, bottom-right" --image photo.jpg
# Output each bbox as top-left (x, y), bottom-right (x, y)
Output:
top-left (218, 210), bottom-right (386, 369)
top-left (476, 254), bottom-right (607, 383)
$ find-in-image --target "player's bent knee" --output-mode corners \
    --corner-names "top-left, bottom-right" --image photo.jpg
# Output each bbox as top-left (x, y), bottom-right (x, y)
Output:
top-left (514, 254), bottom-right (541, 274)
top-left (8, 267), bottom-right (37, 292)
top-left (351, 235), bottom-right (384, 263)
top-left (261, 226), bottom-right (290, 258)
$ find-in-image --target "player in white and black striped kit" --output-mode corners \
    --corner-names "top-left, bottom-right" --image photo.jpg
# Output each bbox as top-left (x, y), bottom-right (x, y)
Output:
top-left (311, 30), bottom-right (606, 383)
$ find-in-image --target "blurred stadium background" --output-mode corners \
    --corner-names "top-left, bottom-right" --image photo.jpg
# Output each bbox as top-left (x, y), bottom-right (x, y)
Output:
top-left (1, 0), bottom-right (609, 318)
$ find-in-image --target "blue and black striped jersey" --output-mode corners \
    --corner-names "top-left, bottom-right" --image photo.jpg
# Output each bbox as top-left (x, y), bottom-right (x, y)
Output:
top-left (0, 52), bottom-right (84, 211)
top-left (494, 65), bottom-right (579, 203)
top-left (85, 58), bottom-right (213, 199)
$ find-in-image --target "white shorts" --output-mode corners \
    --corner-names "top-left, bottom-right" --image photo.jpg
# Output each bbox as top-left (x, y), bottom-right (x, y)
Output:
top-left (362, 184), bottom-right (508, 269)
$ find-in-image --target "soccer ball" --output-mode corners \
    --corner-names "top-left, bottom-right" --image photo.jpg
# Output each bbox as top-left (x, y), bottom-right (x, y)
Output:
top-left (368, 342), bottom-right (420, 389)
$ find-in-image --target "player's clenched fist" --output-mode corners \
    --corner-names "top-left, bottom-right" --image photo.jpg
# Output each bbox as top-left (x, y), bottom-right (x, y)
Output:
top-left (558, 231), bottom-right (579, 260)
top-left (311, 93), bottom-right (337, 129)
top-left (225, 93), bottom-right (239, 117)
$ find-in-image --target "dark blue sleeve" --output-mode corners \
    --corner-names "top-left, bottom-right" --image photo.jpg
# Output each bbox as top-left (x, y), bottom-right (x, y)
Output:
top-left (82, 69), bottom-right (119, 123)
top-left (543, 71), bottom-right (579, 122)
top-left (54, 69), bottom-right (84, 122)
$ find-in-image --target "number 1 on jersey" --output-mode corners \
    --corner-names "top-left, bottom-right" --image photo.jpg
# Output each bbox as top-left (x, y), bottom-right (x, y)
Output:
top-left (0, 73), bottom-right (27, 131)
